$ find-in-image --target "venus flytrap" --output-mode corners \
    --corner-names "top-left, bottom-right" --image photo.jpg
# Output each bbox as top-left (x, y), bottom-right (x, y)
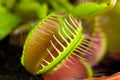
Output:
top-left (20, 0), bottom-right (117, 80)
top-left (21, 13), bottom-right (107, 80)
top-left (21, 13), bottom-right (94, 79)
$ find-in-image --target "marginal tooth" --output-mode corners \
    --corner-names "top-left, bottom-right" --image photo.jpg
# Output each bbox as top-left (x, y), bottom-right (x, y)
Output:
top-left (53, 35), bottom-right (65, 48)
top-left (41, 63), bottom-right (45, 68)
top-left (64, 64), bottom-right (71, 69)
top-left (86, 36), bottom-right (100, 41)
top-left (72, 53), bottom-right (88, 61)
top-left (42, 59), bottom-right (50, 64)
top-left (58, 31), bottom-right (69, 45)
top-left (62, 26), bottom-right (72, 40)
top-left (76, 45), bottom-right (93, 55)
top-left (63, 21), bottom-right (75, 36)
top-left (69, 55), bottom-right (80, 61)
top-left (67, 58), bottom-right (75, 64)
top-left (50, 40), bottom-right (60, 54)
top-left (69, 55), bottom-right (75, 60)
top-left (47, 49), bottom-right (55, 60)
top-left (74, 49), bottom-right (87, 55)
top-left (64, 18), bottom-right (76, 33)
top-left (82, 41), bottom-right (98, 50)
top-left (68, 14), bottom-right (79, 30)
top-left (83, 39), bottom-right (98, 47)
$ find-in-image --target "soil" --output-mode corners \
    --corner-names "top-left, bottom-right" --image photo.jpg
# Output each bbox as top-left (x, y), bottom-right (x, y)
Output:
top-left (0, 37), bottom-right (120, 80)
top-left (0, 37), bottom-right (43, 80)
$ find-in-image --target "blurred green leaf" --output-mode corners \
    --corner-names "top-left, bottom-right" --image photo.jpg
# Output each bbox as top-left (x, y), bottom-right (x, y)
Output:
top-left (99, 1), bottom-right (120, 53)
top-left (71, 2), bottom-right (108, 19)
top-left (15, 1), bottom-right (47, 19)
top-left (0, 6), bottom-right (22, 40)
top-left (1, 0), bottom-right (16, 10)
top-left (39, 3), bottom-right (48, 18)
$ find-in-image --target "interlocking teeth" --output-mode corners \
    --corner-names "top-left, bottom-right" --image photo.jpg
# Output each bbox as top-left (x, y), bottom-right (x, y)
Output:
top-left (86, 36), bottom-right (100, 41)
top-left (41, 63), bottom-right (45, 68)
top-left (61, 26), bottom-right (73, 40)
top-left (42, 59), bottom-right (50, 64)
top-left (42, 14), bottom-right (84, 67)
top-left (58, 31), bottom-right (69, 45)
top-left (69, 14), bottom-right (80, 30)
top-left (63, 21), bottom-right (75, 36)
top-left (64, 14), bottom-right (80, 34)
top-left (75, 47), bottom-right (91, 55)
top-left (35, 13), bottom-right (86, 74)
top-left (64, 64), bottom-right (71, 69)
top-left (64, 18), bottom-right (76, 33)
top-left (72, 53), bottom-right (88, 61)
top-left (82, 39), bottom-right (98, 50)
top-left (83, 39), bottom-right (98, 46)
top-left (79, 45), bottom-right (93, 54)
top-left (67, 58), bottom-right (74, 64)
top-left (75, 37), bottom-right (98, 55)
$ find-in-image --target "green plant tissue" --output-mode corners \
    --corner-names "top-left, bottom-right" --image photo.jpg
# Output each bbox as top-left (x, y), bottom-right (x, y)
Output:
top-left (0, 6), bottom-right (21, 40)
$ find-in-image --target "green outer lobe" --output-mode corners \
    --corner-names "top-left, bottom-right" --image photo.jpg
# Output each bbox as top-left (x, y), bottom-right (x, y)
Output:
top-left (21, 13), bottom-right (55, 66)
top-left (80, 59), bottom-right (93, 78)
top-left (71, 2), bottom-right (108, 19)
top-left (95, 29), bottom-right (107, 62)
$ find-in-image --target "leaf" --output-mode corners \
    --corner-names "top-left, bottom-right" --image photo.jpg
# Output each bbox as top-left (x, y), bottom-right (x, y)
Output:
top-left (15, 1), bottom-right (47, 19)
top-left (99, 1), bottom-right (120, 53)
top-left (71, 2), bottom-right (108, 19)
top-left (1, 0), bottom-right (16, 10)
top-left (0, 6), bottom-right (21, 40)
top-left (38, 3), bottom-right (48, 18)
